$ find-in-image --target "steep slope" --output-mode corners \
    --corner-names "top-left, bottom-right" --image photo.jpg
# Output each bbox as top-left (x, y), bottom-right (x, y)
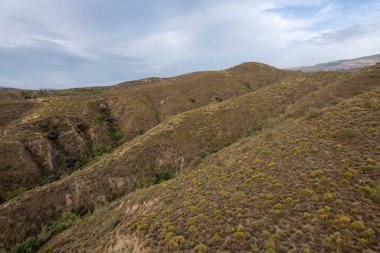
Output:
top-left (0, 71), bottom-right (345, 248)
top-left (41, 88), bottom-right (380, 253)
top-left (0, 63), bottom-right (293, 200)
top-left (286, 63), bottom-right (380, 117)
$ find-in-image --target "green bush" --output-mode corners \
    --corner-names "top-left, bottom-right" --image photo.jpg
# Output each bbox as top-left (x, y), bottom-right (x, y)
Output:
top-left (153, 169), bottom-right (173, 184)
top-left (232, 191), bottom-right (246, 202)
top-left (76, 122), bottom-right (89, 132)
top-left (93, 203), bottom-right (110, 216)
top-left (110, 125), bottom-right (122, 145)
top-left (9, 212), bottom-right (80, 253)
top-left (101, 215), bottom-right (120, 233)
top-left (196, 150), bottom-right (208, 159)
top-left (92, 143), bottom-right (113, 156)
top-left (9, 236), bottom-right (39, 253)
top-left (337, 128), bottom-right (360, 140)
top-left (370, 183), bottom-right (380, 204)
top-left (305, 107), bottom-right (321, 119)
top-left (243, 124), bottom-right (263, 137)
top-left (20, 91), bottom-right (32, 100)
top-left (47, 127), bottom-right (59, 140)
top-left (5, 187), bottom-right (26, 201)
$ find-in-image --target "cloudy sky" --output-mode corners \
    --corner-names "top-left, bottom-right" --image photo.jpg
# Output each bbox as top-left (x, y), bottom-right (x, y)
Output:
top-left (1, 0), bottom-right (380, 89)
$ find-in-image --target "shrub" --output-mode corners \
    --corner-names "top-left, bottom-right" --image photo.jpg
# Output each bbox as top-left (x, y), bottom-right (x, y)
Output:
top-left (65, 156), bottom-right (80, 168)
top-left (370, 183), bottom-right (380, 204)
top-left (300, 188), bottom-right (315, 197)
top-left (4, 187), bottom-right (26, 201)
top-left (92, 143), bottom-right (113, 156)
top-left (265, 194), bottom-right (274, 200)
top-left (20, 91), bottom-right (32, 100)
top-left (187, 217), bottom-right (196, 226)
top-left (243, 124), bottom-right (263, 137)
top-left (10, 212), bottom-right (80, 253)
top-left (226, 159), bottom-right (235, 168)
top-left (110, 125), bottom-right (122, 144)
top-left (188, 205), bottom-right (199, 213)
top-left (214, 96), bottom-right (223, 102)
top-left (194, 243), bottom-right (207, 252)
top-left (303, 247), bottom-right (312, 253)
top-left (306, 107), bottom-right (321, 119)
top-left (338, 215), bottom-right (350, 225)
top-left (351, 220), bottom-right (365, 230)
top-left (47, 127), bottom-right (59, 140)
top-left (337, 128), bottom-right (360, 140)
top-left (303, 212), bottom-right (312, 218)
top-left (284, 197), bottom-right (294, 205)
top-left (323, 192), bottom-right (333, 201)
top-left (361, 228), bottom-right (375, 238)
top-left (137, 192), bottom-right (148, 204)
top-left (196, 150), bottom-right (208, 159)
top-left (93, 203), bottom-right (110, 216)
top-left (102, 215), bottom-right (120, 233)
top-left (9, 236), bottom-right (39, 253)
top-left (211, 234), bottom-right (221, 243)
top-left (232, 191), bottom-right (246, 202)
top-left (189, 157), bottom-right (202, 168)
top-left (47, 212), bottom-right (80, 235)
top-left (331, 97), bottom-right (343, 105)
top-left (153, 169), bottom-right (173, 184)
top-left (235, 231), bottom-right (245, 239)
top-left (168, 236), bottom-right (185, 249)
top-left (76, 122), bottom-right (89, 132)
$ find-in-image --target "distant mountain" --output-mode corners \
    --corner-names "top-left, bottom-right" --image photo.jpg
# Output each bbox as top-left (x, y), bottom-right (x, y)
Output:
top-left (0, 85), bottom-right (13, 90)
top-left (292, 54), bottom-right (380, 72)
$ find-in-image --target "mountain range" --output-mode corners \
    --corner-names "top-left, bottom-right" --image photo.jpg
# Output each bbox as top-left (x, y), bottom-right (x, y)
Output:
top-left (292, 54), bottom-right (380, 72)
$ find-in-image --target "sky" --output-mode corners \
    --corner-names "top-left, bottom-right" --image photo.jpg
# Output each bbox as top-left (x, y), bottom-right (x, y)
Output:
top-left (0, 0), bottom-right (380, 89)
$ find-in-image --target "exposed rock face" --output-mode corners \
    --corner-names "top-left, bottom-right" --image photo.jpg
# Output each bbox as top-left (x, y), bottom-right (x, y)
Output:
top-left (0, 114), bottom-right (118, 201)
top-left (0, 141), bottom-right (41, 198)
top-left (22, 135), bottom-right (54, 174)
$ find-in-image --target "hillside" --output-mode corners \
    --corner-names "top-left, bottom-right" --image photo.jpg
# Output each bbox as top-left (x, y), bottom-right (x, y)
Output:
top-left (0, 63), bottom-right (292, 201)
top-left (292, 54), bottom-right (380, 72)
top-left (0, 62), bottom-right (379, 253)
top-left (41, 88), bottom-right (380, 253)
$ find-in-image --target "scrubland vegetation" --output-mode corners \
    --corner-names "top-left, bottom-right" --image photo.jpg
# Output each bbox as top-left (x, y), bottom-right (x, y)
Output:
top-left (0, 62), bottom-right (379, 252)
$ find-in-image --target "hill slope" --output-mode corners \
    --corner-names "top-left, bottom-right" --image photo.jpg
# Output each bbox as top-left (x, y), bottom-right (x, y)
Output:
top-left (0, 62), bottom-right (379, 253)
top-left (41, 88), bottom-right (380, 253)
top-left (0, 63), bottom-right (292, 201)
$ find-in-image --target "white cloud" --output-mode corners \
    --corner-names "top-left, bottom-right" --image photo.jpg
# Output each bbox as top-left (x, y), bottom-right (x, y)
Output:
top-left (0, 0), bottom-right (379, 88)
